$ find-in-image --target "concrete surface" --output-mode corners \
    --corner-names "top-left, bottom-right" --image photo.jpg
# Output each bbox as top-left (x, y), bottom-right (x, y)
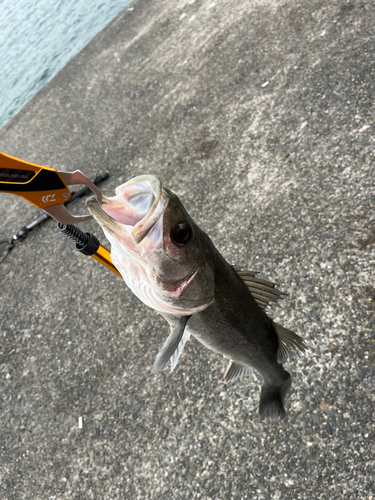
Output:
top-left (0, 0), bottom-right (374, 498)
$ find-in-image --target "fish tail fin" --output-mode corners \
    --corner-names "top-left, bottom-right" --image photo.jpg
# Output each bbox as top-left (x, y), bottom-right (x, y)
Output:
top-left (259, 373), bottom-right (292, 420)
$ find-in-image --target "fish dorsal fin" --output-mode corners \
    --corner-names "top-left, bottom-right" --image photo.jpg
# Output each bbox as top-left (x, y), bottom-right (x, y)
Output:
top-left (234, 267), bottom-right (285, 309)
top-left (151, 316), bottom-right (190, 374)
top-left (222, 360), bottom-right (253, 384)
top-left (273, 321), bottom-right (307, 363)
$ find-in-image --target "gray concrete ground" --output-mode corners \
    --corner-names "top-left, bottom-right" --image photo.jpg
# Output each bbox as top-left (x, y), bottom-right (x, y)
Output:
top-left (0, 0), bottom-right (374, 498)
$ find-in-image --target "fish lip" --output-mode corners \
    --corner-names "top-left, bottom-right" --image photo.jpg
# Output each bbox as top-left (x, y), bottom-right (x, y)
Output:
top-left (86, 175), bottom-right (169, 243)
top-left (86, 196), bottom-right (120, 235)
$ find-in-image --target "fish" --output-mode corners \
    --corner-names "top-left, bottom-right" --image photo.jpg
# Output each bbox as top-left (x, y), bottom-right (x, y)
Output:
top-left (87, 175), bottom-right (306, 420)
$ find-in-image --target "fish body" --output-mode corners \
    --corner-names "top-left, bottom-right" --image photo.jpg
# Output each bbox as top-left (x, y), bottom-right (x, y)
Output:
top-left (87, 175), bottom-right (305, 420)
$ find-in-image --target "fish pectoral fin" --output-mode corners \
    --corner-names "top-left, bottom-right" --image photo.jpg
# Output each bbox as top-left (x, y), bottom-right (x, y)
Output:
top-left (151, 316), bottom-right (190, 374)
top-left (222, 361), bottom-right (253, 384)
top-left (233, 267), bottom-right (285, 310)
top-left (273, 321), bottom-right (307, 363)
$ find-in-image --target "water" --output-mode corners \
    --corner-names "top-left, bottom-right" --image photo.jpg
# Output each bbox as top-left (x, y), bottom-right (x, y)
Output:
top-left (0, 0), bottom-right (133, 129)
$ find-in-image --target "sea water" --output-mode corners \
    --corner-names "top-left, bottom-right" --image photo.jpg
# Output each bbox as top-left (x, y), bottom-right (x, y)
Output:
top-left (0, 0), bottom-right (133, 129)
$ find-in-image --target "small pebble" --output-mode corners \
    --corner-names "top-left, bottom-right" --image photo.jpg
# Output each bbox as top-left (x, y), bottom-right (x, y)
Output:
top-left (358, 370), bottom-right (365, 380)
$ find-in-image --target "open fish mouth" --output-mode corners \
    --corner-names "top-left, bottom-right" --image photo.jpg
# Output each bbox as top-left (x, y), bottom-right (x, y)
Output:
top-left (86, 175), bottom-right (168, 244)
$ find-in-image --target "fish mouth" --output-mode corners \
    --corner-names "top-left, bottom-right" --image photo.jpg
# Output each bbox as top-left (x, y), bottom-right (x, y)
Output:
top-left (86, 175), bottom-right (168, 244)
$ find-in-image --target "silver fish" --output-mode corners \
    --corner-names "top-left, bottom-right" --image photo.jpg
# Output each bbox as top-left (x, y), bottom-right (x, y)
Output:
top-left (87, 175), bottom-right (306, 420)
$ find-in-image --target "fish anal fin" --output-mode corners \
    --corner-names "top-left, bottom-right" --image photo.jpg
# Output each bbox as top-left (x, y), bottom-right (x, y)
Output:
top-left (222, 360), bottom-right (253, 384)
top-left (233, 267), bottom-right (285, 309)
top-left (152, 316), bottom-right (190, 374)
top-left (273, 322), bottom-right (307, 363)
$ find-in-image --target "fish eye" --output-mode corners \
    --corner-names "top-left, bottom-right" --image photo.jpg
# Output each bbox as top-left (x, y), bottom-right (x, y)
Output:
top-left (171, 222), bottom-right (193, 247)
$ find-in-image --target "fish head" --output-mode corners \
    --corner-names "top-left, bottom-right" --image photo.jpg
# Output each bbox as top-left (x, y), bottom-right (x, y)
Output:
top-left (87, 175), bottom-right (215, 315)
